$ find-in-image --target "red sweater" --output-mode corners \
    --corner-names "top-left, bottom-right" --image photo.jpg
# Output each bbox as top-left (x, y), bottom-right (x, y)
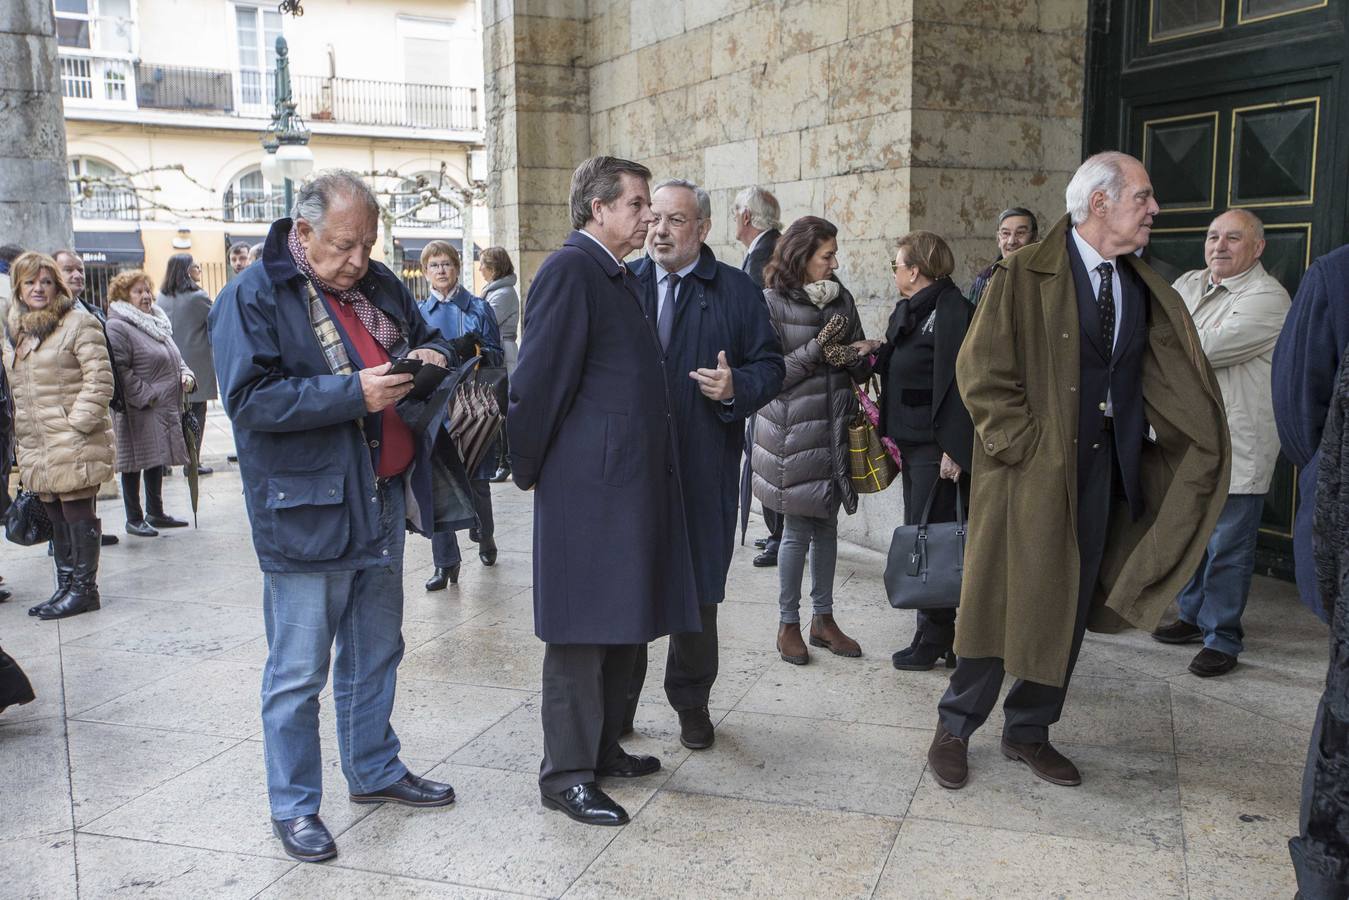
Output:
top-left (324, 294), bottom-right (415, 477)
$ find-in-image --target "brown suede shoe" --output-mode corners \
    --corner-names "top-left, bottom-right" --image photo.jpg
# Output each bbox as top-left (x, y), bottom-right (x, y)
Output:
top-left (927, 723), bottom-right (969, 789)
top-left (776, 622), bottom-right (809, 665)
top-left (1000, 737), bottom-right (1081, 786)
top-left (809, 614), bottom-right (862, 657)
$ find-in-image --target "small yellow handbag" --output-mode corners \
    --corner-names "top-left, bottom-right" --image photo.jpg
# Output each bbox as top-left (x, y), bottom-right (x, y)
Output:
top-left (848, 380), bottom-right (898, 493)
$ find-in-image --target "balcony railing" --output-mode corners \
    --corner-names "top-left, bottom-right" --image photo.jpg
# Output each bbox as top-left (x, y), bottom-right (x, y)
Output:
top-left (391, 200), bottom-right (465, 230)
top-left (69, 183), bottom-right (139, 221)
top-left (222, 185), bottom-right (289, 223)
top-left (59, 52), bottom-right (480, 132)
top-left (292, 75), bottom-right (477, 132)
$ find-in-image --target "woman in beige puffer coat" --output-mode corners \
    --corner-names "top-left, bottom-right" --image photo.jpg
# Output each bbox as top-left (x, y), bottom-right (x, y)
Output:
top-left (2, 252), bottom-right (115, 621)
top-left (751, 217), bottom-right (879, 666)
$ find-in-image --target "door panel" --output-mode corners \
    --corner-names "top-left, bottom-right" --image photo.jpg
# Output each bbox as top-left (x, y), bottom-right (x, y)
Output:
top-left (1086, 0), bottom-right (1348, 579)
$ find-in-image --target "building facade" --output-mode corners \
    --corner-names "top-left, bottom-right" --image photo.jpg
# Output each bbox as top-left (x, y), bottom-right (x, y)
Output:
top-left (58, 0), bottom-right (488, 301)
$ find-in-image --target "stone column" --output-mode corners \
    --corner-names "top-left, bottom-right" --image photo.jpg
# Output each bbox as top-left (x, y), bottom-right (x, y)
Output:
top-left (0, 0), bottom-right (73, 252)
top-left (481, 0), bottom-right (590, 300)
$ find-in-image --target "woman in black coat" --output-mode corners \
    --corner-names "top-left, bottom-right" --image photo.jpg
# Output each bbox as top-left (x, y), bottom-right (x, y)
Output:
top-left (874, 231), bottom-right (974, 670)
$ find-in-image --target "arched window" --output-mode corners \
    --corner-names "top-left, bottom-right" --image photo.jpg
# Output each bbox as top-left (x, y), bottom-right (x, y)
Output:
top-left (68, 156), bottom-right (138, 221)
top-left (223, 167), bottom-right (286, 223)
top-left (391, 172), bottom-right (464, 230)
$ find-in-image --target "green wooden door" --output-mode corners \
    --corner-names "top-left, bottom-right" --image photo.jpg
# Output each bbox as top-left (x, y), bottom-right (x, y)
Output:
top-left (1085, 0), bottom-right (1349, 578)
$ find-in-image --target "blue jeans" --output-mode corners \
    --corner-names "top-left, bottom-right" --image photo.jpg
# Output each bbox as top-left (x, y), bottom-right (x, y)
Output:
top-left (1176, 492), bottom-right (1264, 657)
top-left (260, 476), bottom-right (409, 819)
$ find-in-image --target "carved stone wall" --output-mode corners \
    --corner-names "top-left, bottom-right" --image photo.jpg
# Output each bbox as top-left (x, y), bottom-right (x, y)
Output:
top-left (485, 0), bottom-right (1089, 548)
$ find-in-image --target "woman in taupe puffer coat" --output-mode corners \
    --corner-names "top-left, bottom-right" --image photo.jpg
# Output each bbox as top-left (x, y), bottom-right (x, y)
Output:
top-left (752, 217), bottom-right (879, 665)
top-left (2, 252), bottom-right (115, 621)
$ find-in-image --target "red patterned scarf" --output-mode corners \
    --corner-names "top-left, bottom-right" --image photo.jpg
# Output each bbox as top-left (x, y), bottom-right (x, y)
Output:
top-left (287, 226), bottom-right (401, 350)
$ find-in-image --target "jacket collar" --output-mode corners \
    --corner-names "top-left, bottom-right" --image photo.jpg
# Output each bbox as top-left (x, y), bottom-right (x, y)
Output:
top-left (1025, 214), bottom-right (1073, 275)
top-left (632, 244), bottom-right (720, 283)
top-left (566, 229), bottom-right (627, 276)
top-left (1204, 260), bottom-right (1268, 295)
top-left (428, 285), bottom-right (473, 311)
top-left (262, 218), bottom-right (303, 286)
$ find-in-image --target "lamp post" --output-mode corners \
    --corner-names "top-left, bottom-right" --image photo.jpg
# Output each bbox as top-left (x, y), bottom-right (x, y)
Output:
top-left (260, 36), bottom-right (313, 216)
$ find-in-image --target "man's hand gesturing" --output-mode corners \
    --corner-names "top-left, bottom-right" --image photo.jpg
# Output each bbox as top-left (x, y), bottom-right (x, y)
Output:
top-left (690, 350), bottom-right (735, 401)
top-left (359, 362), bottom-right (415, 413)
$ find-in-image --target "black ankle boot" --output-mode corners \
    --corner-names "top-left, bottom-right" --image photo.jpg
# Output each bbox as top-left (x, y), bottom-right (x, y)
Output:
top-left (38, 519), bottom-right (102, 621)
top-left (30, 522), bottom-right (76, 617)
top-left (891, 637), bottom-right (955, 671)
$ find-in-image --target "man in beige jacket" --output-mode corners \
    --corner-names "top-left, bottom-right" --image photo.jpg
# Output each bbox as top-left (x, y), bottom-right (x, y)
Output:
top-left (1152, 209), bottom-right (1290, 676)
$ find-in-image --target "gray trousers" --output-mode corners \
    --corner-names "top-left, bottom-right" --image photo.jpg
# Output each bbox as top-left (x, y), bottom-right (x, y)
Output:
top-left (937, 439), bottom-right (1116, 744)
top-left (539, 642), bottom-right (637, 793)
top-left (778, 512), bottom-right (838, 624)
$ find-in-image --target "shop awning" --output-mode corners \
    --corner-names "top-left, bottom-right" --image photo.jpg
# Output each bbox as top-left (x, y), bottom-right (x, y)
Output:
top-left (74, 230), bottom-right (145, 265)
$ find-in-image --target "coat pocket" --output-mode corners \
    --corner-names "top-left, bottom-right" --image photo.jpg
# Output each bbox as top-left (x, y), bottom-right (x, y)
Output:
top-left (265, 474), bottom-right (350, 562)
top-left (601, 412), bottom-right (630, 487)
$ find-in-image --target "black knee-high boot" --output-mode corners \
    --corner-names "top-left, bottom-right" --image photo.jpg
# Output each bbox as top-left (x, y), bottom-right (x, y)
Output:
top-left (38, 518), bottom-right (102, 620)
top-left (29, 521), bottom-right (75, 616)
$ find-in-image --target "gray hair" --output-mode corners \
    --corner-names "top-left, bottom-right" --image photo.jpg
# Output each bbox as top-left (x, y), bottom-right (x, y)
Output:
top-left (569, 156), bottom-right (653, 229)
top-left (1064, 151), bottom-right (1136, 225)
top-left (292, 168), bottom-right (380, 231)
top-left (653, 178), bottom-right (712, 220)
top-left (1217, 207), bottom-right (1265, 241)
top-left (732, 185), bottom-right (781, 231)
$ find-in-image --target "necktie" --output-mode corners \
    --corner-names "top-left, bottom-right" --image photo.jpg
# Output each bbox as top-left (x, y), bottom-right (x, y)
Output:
top-left (1095, 261), bottom-right (1115, 352)
top-left (658, 273), bottom-right (680, 350)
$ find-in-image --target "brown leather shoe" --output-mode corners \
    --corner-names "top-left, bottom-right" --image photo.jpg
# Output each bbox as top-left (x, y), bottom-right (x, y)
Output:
top-left (776, 622), bottom-right (808, 665)
top-left (927, 723), bottom-right (969, 789)
top-left (809, 614), bottom-right (861, 657)
top-left (1001, 737), bottom-right (1081, 786)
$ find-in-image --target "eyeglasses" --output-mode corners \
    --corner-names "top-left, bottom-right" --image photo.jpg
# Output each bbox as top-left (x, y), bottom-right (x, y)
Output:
top-left (651, 214), bottom-right (702, 229)
top-left (890, 261), bottom-right (910, 273)
top-left (425, 262), bottom-right (457, 271)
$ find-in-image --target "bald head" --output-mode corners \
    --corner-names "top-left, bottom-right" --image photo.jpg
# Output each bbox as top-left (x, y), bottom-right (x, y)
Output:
top-left (1205, 209), bottom-right (1265, 284)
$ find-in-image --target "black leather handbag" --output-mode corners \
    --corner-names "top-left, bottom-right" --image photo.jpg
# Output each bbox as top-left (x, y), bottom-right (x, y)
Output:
top-left (4, 488), bottom-right (52, 547)
top-left (885, 480), bottom-right (966, 610)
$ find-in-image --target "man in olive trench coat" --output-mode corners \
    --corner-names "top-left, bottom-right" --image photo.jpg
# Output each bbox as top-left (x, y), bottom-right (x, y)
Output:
top-left (926, 152), bottom-right (1231, 790)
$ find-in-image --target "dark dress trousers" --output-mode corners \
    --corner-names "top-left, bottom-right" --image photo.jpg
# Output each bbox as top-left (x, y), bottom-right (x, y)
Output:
top-left (938, 232), bottom-right (1148, 743)
top-left (508, 231), bottom-right (700, 791)
top-left (624, 247), bottom-right (785, 718)
top-left (875, 278), bottom-right (974, 648)
top-left (742, 229), bottom-right (785, 547)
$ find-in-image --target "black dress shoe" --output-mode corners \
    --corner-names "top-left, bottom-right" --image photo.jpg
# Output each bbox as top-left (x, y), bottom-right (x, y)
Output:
top-left (145, 513), bottom-right (189, 528)
top-left (100, 534), bottom-right (119, 546)
top-left (468, 527), bottom-right (480, 543)
top-left (1189, 647), bottom-right (1238, 677)
top-left (1153, 619), bottom-right (1203, 645)
top-left (425, 565), bottom-right (460, 591)
top-left (754, 537), bottom-right (769, 549)
top-left (350, 772), bottom-right (455, 807)
top-left (125, 520), bottom-right (159, 537)
top-left (0, 587), bottom-right (10, 603)
top-left (196, 465), bottom-right (214, 476)
top-left (479, 545), bottom-right (497, 566)
top-left (271, 814), bottom-right (337, 862)
top-left (489, 466), bottom-right (511, 483)
top-left (540, 782), bottom-right (629, 826)
top-left (597, 751), bottom-right (661, 778)
top-left (677, 706), bottom-right (715, 750)
top-left (752, 550), bottom-right (778, 568)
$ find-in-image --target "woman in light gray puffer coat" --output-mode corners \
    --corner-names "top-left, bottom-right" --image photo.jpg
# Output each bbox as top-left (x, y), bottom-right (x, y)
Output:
top-left (752, 217), bottom-right (879, 666)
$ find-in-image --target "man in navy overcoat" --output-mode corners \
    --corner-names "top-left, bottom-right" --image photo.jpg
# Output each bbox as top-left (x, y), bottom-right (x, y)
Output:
top-left (626, 179), bottom-right (784, 750)
top-left (508, 157), bottom-right (700, 826)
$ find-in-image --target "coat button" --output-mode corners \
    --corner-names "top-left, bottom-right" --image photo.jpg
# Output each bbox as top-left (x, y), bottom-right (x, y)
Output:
top-left (1092, 442), bottom-right (1100, 450)
top-left (370, 439), bottom-right (380, 448)
top-left (382, 549), bottom-right (389, 556)
top-left (371, 496), bottom-right (378, 503)
top-left (328, 488), bottom-right (336, 497)
top-left (1062, 333), bottom-right (1069, 339)
top-left (1097, 402), bottom-right (1106, 411)
top-left (1069, 386), bottom-right (1077, 392)
top-left (277, 491), bottom-right (286, 500)
top-left (985, 441), bottom-right (994, 450)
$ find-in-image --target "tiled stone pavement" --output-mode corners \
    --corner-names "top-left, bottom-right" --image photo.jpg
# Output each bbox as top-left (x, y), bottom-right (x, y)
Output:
top-left (0, 409), bottom-right (1322, 898)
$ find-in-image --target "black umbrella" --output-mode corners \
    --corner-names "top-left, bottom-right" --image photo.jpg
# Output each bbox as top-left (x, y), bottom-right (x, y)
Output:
top-left (180, 402), bottom-right (201, 527)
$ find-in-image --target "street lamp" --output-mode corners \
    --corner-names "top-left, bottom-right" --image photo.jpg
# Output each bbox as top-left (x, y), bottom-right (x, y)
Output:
top-left (260, 36), bottom-right (313, 216)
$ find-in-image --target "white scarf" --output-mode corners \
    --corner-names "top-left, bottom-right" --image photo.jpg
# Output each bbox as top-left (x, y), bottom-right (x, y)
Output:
top-left (110, 300), bottom-right (174, 343)
top-left (802, 279), bottom-right (840, 309)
